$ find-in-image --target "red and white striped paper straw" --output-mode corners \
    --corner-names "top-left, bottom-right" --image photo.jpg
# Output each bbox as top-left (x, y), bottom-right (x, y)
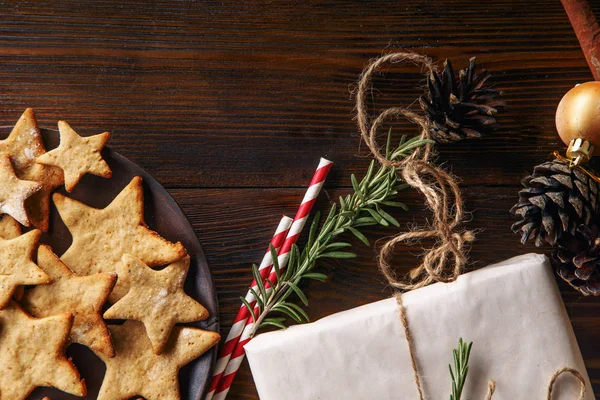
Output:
top-left (211, 158), bottom-right (333, 400)
top-left (206, 215), bottom-right (293, 399)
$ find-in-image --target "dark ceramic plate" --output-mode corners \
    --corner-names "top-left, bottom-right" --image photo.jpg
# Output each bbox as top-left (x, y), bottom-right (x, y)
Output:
top-left (0, 127), bottom-right (219, 400)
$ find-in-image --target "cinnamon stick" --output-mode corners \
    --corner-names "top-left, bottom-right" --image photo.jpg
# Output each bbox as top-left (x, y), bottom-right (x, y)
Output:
top-left (561, 0), bottom-right (600, 80)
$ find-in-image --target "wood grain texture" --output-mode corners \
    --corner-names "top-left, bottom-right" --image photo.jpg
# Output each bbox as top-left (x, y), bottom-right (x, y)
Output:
top-left (1, 0), bottom-right (599, 398)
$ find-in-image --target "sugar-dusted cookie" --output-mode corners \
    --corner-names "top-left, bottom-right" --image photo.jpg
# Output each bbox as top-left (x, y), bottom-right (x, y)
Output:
top-left (0, 155), bottom-right (42, 226)
top-left (0, 229), bottom-right (49, 308)
top-left (0, 108), bottom-right (64, 231)
top-left (36, 121), bottom-right (111, 192)
top-left (0, 108), bottom-right (45, 172)
top-left (53, 176), bottom-right (187, 302)
top-left (21, 245), bottom-right (117, 357)
top-left (97, 320), bottom-right (219, 400)
top-left (104, 254), bottom-right (208, 354)
top-left (0, 215), bottom-right (21, 239)
top-left (0, 302), bottom-right (86, 399)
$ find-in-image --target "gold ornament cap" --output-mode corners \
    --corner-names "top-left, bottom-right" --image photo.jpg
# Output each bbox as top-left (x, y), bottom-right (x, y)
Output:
top-left (566, 138), bottom-right (594, 166)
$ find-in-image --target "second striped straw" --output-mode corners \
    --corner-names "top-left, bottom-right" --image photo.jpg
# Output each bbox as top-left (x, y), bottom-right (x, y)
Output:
top-left (211, 158), bottom-right (333, 400)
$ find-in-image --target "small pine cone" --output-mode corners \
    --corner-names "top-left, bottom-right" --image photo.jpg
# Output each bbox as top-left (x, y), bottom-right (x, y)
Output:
top-left (510, 160), bottom-right (600, 247)
top-left (419, 57), bottom-right (505, 143)
top-left (554, 225), bottom-right (600, 296)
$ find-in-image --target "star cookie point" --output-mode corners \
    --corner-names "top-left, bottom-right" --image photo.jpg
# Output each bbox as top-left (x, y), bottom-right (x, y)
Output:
top-left (0, 215), bottom-right (21, 239)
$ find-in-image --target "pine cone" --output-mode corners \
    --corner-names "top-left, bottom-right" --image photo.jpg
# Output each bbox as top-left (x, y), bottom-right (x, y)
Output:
top-left (510, 160), bottom-right (600, 247)
top-left (419, 57), bottom-right (505, 143)
top-left (554, 225), bottom-right (600, 296)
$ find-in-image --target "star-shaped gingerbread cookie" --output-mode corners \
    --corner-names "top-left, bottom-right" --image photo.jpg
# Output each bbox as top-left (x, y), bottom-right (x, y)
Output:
top-left (53, 176), bottom-right (186, 302)
top-left (21, 245), bottom-right (117, 357)
top-left (0, 302), bottom-right (86, 399)
top-left (0, 108), bottom-right (64, 231)
top-left (97, 320), bottom-right (219, 400)
top-left (104, 254), bottom-right (208, 354)
top-left (0, 229), bottom-right (49, 308)
top-left (0, 155), bottom-right (42, 226)
top-left (36, 120), bottom-right (112, 192)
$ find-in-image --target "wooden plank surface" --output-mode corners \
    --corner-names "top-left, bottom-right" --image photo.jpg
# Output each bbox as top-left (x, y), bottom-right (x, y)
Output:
top-left (1, 0), bottom-right (599, 398)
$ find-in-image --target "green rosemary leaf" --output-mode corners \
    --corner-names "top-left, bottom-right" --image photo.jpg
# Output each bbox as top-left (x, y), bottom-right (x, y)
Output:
top-left (307, 211), bottom-right (321, 251)
top-left (273, 303), bottom-right (304, 323)
top-left (285, 301), bottom-right (311, 322)
top-left (325, 202), bottom-right (337, 223)
top-left (347, 226), bottom-right (370, 246)
top-left (252, 264), bottom-right (268, 304)
top-left (284, 245), bottom-right (300, 281)
top-left (287, 282), bottom-right (309, 305)
top-left (260, 318), bottom-right (287, 330)
top-left (249, 287), bottom-right (263, 309)
top-left (318, 251), bottom-right (357, 259)
top-left (381, 200), bottom-right (409, 210)
top-left (241, 296), bottom-right (257, 324)
top-left (376, 204), bottom-right (400, 227)
top-left (324, 242), bottom-right (352, 250)
top-left (339, 195), bottom-right (346, 209)
top-left (270, 244), bottom-right (281, 282)
top-left (303, 272), bottom-right (328, 282)
top-left (364, 160), bottom-right (376, 188)
top-left (329, 228), bottom-right (346, 236)
top-left (365, 208), bottom-right (389, 226)
top-left (320, 205), bottom-right (337, 236)
top-left (354, 216), bottom-right (378, 225)
top-left (271, 246), bottom-right (281, 275)
top-left (351, 174), bottom-right (365, 203)
top-left (265, 278), bottom-right (277, 292)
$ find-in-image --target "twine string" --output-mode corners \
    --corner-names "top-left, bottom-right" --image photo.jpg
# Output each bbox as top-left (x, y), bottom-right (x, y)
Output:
top-left (546, 367), bottom-right (586, 400)
top-left (361, 52), bottom-right (586, 399)
top-left (355, 51), bottom-right (474, 292)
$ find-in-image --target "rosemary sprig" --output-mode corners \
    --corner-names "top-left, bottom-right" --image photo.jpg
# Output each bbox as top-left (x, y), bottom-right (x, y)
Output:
top-left (449, 338), bottom-right (473, 400)
top-left (243, 131), bottom-right (432, 337)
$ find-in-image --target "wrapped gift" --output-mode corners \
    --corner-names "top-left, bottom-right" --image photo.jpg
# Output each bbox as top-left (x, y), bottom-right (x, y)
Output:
top-left (245, 254), bottom-right (595, 399)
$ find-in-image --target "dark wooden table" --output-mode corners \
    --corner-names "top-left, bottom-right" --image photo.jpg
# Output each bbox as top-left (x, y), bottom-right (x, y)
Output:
top-left (2, 1), bottom-right (600, 398)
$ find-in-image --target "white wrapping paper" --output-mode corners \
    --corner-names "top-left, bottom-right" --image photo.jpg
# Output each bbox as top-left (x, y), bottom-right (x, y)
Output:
top-left (245, 254), bottom-right (595, 399)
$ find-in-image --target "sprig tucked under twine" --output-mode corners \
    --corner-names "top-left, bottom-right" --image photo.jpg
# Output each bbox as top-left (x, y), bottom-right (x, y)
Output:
top-left (363, 52), bottom-right (586, 400)
top-left (356, 52), bottom-right (474, 290)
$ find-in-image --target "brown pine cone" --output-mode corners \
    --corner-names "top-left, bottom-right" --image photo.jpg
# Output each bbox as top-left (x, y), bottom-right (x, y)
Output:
top-left (419, 57), bottom-right (505, 143)
top-left (554, 224), bottom-right (600, 296)
top-left (511, 160), bottom-right (600, 247)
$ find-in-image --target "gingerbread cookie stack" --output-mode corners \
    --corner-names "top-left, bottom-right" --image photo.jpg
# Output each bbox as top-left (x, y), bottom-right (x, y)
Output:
top-left (0, 109), bottom-right (219, 400)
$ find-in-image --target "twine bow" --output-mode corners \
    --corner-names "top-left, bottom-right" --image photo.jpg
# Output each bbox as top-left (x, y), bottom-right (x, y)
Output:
top-left (358, 52), bottom-right (587, 400)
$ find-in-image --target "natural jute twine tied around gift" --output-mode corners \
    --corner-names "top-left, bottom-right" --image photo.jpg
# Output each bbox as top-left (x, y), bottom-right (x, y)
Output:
top-left (356, 51), bottom-right (587, 399)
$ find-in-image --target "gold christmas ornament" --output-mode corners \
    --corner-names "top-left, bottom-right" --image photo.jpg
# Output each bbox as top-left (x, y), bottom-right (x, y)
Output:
top-left (556, 81), bottom-right (600, 163)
